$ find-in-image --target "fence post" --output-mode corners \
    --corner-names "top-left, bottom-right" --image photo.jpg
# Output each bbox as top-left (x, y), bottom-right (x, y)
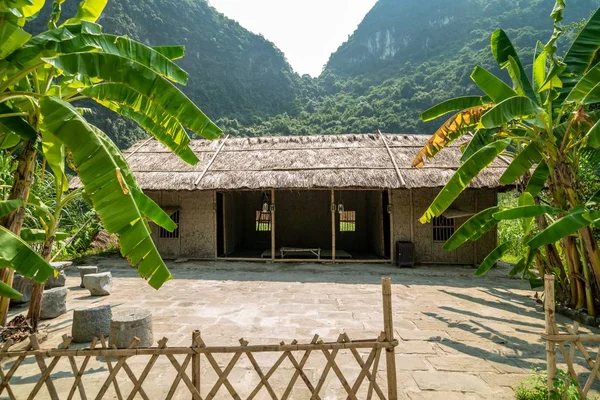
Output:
top-left (544, 274), bottom-right (556, 396)
top-left (192, 330), bottom-right (201, 399)
top-left (382, 277), bottom-right (398, 400)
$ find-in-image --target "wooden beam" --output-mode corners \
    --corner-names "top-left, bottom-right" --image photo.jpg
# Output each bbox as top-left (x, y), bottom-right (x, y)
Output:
top-left (213, 192), bottom-right (218, 260)
top-left (409, 189), bottom-right (414, 243)
top-left (194, 134), bottom-right (230, 187)
top-left (378, 130), bottom-right (406, 187)
top-left (381, 278), bottom-right (398, 400)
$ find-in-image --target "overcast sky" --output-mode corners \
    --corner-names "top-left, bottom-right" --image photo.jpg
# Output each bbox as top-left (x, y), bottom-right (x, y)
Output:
top-left (208, 0), bottom-right (378, 77)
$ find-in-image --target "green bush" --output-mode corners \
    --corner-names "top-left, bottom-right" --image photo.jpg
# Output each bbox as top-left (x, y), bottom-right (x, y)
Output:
top-left (515, 369), bottom-right (579, 400)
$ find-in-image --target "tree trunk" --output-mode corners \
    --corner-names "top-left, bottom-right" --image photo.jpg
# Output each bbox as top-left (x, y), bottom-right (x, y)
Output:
top-left (0, 141), bottom-right (37, 326)
top-left (27, 235), bottom-right (55, 331)
top-left (563, 236), bottom-right (585, 309)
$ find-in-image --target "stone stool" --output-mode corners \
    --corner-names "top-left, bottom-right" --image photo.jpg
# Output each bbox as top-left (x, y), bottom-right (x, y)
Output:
top-left (45, 261), bottom-right (72, 289)
top-left (72, 305), bottom-right (112, 343)
top-left (78, 266), bottom-right (98, 288)
top-left (11, 274), bottom-right (33, 305)
top-left (83, 272), bottom-right (112, 296)
top-left (40, 287), bottom-right (68, 319)
top-left (110, 309), bottom-right (153, 348)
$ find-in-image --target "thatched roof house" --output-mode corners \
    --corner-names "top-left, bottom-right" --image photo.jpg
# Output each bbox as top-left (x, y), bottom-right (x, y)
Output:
top-left (125, 134), bottom-right (505, 265)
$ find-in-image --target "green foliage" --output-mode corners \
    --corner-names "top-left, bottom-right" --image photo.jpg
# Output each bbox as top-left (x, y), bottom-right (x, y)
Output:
top-left (498, 192), bottom-right (530, 262)
top-left (515, 369), bottom-right (579, 400)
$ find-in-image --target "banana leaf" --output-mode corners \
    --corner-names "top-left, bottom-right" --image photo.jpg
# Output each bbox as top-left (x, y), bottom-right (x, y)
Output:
top-left (63, 0), bottom-right (107, 25)
top-left (0, 132), bottom-right (20, 149)
top-left (518, 192), bottom-right (535, 235)
top-left (153, 45), bottom-right (185, 60)
top-left (525, 161), bottom-right (549, 196)
top-left (419, 139), bottom-right (510, 223)
top-left (420, 96), bottom-right (486, 122)
top-left (564, 62), bottom-right (600, 104)
top-left (0, 199), bottom-right (23, 217)
top-left (0, 20), bottom-right (31, 59)
top-left (43, 53), bottom-right (221, 141)
top-left (90, 125), bottom-right (179, 232)
top-left (481, 96), bottom-right (544, 129)
top-left (0, 103), bottom-right (36, 140)
top-left (20, 228), bottom-right (69, 243)
top-left (471, 65), bottom-right (518, 103)
top-left (490, 29), bottom-right (538, 103)
top-left (412, 105), bottom-right (492, 168)
top-left (499, 142), bottom-right (543, 185)
top-left (40, 96), bottom-right (172, 289)
top-left (460, 129), bottom-right (496, 162)
top-left (527, 206), bottom-right (591, 249)
top-left (474, 241), bottom-right (516, 277)
top-left (61, 34), bottom-right (188, 84)
top-left (556, 7), bottom-right (600, 104)
top-left (443, 206), bottom-right (500, 251)
top-left (41, 130), bottom-right (68, 191)
top-left (89, 93), bottom-right (199, 165)
top-left (0, 225), bottom-right (56, 285)
top-left (493, 205), bottom-right (561, 220)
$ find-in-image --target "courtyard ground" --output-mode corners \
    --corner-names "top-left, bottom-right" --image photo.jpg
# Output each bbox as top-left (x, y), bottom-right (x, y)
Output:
top-left (4, 258), bottom-right (597, 399)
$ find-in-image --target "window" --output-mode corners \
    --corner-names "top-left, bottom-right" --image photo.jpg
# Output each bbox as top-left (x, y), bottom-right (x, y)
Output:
top-left (432, 216), bottom-right (454, 242)
top-left (159, 210), bottom-right (180, 239)
top-left (256, 210), bottom-right (272, 232)
top-left (340, 210), bottom-right (356, 232)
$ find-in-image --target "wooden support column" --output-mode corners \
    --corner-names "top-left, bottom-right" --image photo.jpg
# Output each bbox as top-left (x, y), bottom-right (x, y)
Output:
top-left (331, 190), bottom-right (336, 263)
top-left (473, 193), bottom-right (478, 266)
top-left (381, 278), bottom-right (398, 400)
top-left (389, 189), bottom-right (394, 264)
top-left (213, 192), bottom-right (218, 260)
top-left (544, 274), bottom-right (557, 396)
top-left (192, 330), bottom-right (201, 399)
top-left (271, 189), bottom-right (276, 262)
top-left (409, 189), bottom-right (414, 243)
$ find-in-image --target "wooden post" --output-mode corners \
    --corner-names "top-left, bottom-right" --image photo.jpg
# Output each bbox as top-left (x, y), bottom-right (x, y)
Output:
top-left (473, 193), bottom-right (478, 266)
top-left (381, 278), bottom-right (398, 400)
top-left (213, 192), bottom-right (218, 260)
top-left (409, 189), bottom-right (414, 243)
top-left (544, 274), bottom-right (556, 396)
top-left (192, 330), bottom-right (201, 399)
top-left (271, 189), bottom-right (276, 262)
top-left (331, 190), bottom-right (336, 263)
top-left (388, 189), bottom-right (394, 264)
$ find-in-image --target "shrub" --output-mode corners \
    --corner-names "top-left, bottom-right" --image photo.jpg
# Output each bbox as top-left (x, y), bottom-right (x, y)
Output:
top-left (515, 369), bottom-right (579, 400)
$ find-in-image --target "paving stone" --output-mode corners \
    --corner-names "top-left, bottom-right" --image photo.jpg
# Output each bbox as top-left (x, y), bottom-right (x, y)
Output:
top-left (426, 355), bottom-right (496, 372)
top-left (407, 391), bottom-right (486, 400)
top-left (480, 372), bottom-right (529, 389)
top-left (396, 354), bottom-right (430, 370)
top-left (396, 329), bottom-right (449, 341)
top-left (412, 371), bottom-right (491, 393)
top-left (396, 340), bottom-right (437, 354)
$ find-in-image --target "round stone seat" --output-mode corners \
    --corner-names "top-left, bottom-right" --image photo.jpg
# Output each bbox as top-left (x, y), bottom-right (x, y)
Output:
top-left (110, 309), bottom-right (153, 348)
top-left (40, 287), bottom-right (67, 320)
top-left (77, 266), bottom-right (98, 288)
top-left (72, 305), bottom-right (112, 343)
top-left (83, 272), bottom-right (112, 296)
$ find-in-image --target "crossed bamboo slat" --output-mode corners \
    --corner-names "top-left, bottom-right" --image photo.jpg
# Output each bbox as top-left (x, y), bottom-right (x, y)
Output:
top-left (0, 332), bottom-right (395, 400)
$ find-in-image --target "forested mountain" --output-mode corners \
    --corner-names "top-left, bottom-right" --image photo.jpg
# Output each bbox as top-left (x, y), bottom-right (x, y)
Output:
top-left (29, 0), bottom-right (305, 146)
top-left (27, 0), bottom-right (600, 143)
top-left (231, 0), bottom-right (600, 137)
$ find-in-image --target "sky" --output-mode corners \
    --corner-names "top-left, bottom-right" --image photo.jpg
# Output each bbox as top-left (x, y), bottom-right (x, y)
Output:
top-left (208, 0), bottom-right (378, 77)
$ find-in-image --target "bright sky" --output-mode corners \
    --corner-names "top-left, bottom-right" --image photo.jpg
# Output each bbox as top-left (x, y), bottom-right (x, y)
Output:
top-left (208, 0), bottom-right (378, 77)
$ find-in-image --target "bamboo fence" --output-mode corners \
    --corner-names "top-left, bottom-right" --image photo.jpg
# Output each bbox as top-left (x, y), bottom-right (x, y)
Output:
top-left (542, 274), bottom-right (600, 398)
top-left (0, 278), bottom-right (399, 400)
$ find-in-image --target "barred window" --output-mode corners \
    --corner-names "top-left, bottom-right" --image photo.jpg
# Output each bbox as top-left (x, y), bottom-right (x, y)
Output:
top-left (340, 210), bottom-right (356, 232)
top-left (432, 215), bottom-right (454, 242)
top-left (256, 210), bottom-right (272, 232)
top-left (159, 210), bottom-right (180, 239)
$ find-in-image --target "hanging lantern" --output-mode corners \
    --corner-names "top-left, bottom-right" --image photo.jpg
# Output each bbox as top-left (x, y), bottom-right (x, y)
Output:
top-left (262, 201), bottom-right (270, 213)
top-left (338, 203), bottom-right (344, 214)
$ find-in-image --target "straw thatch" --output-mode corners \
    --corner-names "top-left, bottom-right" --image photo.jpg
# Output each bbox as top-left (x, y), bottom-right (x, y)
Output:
top-left (117, 133), bottom-right (509, 191)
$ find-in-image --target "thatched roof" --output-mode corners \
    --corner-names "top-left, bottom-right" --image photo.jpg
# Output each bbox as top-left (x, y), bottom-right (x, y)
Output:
top-left (120, 134), bottom-right (509, 191)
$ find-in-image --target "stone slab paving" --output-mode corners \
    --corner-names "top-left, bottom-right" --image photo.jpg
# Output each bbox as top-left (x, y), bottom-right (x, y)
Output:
top-left (4, 257), bottom-right (598, 399)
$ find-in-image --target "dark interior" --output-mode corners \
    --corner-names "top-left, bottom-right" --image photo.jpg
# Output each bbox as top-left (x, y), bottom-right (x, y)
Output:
top-left (217, 190), bottom-right (389, 260)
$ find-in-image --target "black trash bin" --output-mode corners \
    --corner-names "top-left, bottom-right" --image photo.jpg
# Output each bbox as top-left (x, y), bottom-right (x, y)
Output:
top-left (395, 241), bottom-right (415, 267)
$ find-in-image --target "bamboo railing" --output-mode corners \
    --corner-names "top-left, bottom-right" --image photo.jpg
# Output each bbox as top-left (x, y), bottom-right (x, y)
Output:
top-left (542, 274), bottom-right (600, 398)
top-left (0, 278), bottom-right (399, 400)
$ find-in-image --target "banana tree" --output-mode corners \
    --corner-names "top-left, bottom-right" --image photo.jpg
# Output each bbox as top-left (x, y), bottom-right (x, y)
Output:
top-left (0, 0), bottom-right (221, 325)
top-left (412, 1), bottom-right (600, 315)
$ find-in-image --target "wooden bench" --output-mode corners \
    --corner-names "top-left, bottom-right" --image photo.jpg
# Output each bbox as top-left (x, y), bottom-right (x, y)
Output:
top-left (280, 247), bottom-right (321, 260)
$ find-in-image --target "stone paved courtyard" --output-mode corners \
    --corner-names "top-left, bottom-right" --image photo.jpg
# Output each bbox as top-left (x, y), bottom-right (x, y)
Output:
top-left (4, 258), bottom-right (597, 399)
